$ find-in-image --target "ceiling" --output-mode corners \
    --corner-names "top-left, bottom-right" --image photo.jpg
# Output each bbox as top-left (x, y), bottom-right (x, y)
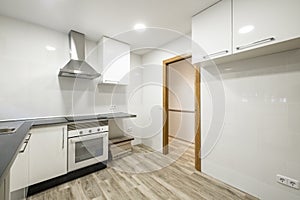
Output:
top-left (0, 0), bottom-right (219, 55)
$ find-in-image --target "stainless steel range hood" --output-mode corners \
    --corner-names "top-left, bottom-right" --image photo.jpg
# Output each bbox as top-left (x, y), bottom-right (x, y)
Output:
top-left (59, 30), bottom-right (100, 79)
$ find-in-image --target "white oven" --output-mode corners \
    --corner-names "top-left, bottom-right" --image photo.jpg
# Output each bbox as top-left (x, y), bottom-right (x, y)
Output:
top-left (68, 124), bottom-right (108, 172)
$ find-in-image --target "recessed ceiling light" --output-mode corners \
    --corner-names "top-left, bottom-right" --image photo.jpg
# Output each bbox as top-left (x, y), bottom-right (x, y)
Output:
top-left (45, 45), bottom-right (56, 51)
top-left (134, 23), bottom-right (146, 31)
top-left (239, 25), bottom-right (255, 34)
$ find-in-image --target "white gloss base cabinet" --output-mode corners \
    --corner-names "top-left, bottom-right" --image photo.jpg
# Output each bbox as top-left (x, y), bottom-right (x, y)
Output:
top-left (98, 36), bottom-right (130, 85)
top-left (0, 176), bottom-right (10, 200)
top-left (192, 0), bottom-right (232, 63)
top-left (10, 136), bottom-right (30, 193)
top-left (233, 0), bottom-right (300, 53)
top-left (29, 125), bottom-right (67, 186)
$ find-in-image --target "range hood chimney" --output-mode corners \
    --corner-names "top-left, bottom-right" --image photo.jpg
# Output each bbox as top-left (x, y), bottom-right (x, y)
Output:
top-left (59, 30), bottom-right (100, 79)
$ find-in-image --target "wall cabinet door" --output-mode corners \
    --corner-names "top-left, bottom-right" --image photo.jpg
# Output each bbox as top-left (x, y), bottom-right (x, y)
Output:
top-left (192, 0), bottom-right (232, 63)
top-left (10, 134), bottom-right (30, 193)
top-left (29, 125), bottom-right (67, 185)
top-left (99, 36), bottom-right (130, 85)
top-left (233, 0), bottom-right (300, 53)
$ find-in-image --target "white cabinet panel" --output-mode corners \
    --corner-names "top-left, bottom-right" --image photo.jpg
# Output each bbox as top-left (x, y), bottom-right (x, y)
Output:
top-left (192, 0), bottom-right (232, 63)
top-left (10, 135), bottom-right (30, 192)
top-left (0, 180), bottom-right (4, 200)
top-left (99, 37), bottom-right (130, 85)
top-left (0, 176), bottom-right (10, 200)
top-left (29, 125), bottom-right (67, 185)
top-left (233, 0), bottom-right (300, 53)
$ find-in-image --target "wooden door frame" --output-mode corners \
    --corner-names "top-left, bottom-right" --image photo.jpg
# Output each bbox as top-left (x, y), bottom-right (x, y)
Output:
top-left (162, 54), bottom-right (201, 171)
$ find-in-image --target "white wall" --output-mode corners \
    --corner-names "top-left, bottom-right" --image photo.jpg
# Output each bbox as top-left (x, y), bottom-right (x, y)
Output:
top-left (202, 49), bottom-right (300, 200)
top-left (0, 16), bottom-right (143, 144)
top-left (141, 35), bottom-right (192, 151)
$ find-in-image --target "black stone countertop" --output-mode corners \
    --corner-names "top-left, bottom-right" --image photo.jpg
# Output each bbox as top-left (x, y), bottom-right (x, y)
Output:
top-left (0, 112), bottom-right (136, 183)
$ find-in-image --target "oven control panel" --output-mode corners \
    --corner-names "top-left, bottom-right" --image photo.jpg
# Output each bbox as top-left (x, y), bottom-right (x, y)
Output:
top-left (68, 126), bottom-right (109, 138)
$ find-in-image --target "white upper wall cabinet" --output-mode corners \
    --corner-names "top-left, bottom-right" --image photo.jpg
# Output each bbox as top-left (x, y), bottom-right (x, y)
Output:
top-left (233, 0), bottom-right (300, 53)
top-left (98, 37), bottom-right (130, 85)
top-left (192, 0), bottom-right (232, 63)
top-left (192, 0), bottom-right (300, 63)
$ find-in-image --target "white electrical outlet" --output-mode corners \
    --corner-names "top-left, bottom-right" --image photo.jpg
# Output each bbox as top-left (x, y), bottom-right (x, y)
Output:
top-left (277, 175), bottom-right (288, 185)
top-left (127, 127), bottom-right (133, 133)
top-left (277, 175), bottom-right (299, 190)
top-left (109, 105), bottom-right (117, 111)
top-left (288, 178), bottom-right (300, 190)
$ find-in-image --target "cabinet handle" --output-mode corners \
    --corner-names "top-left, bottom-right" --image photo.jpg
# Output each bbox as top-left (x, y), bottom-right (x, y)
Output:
top-left (104, 80), bottom-right (119, 84)
top-left (19, 133), bottom-right (31, 153)
top-left (62, 127), bottom-right (65, 149)
top-left (203, 50), bottom-right (229, 59)
top-left (19, 141), bottom-right (28, 153)
top-left (236, 37), bottom-right (275, 51)
top-left (25, 133), bottom-right (31, 142)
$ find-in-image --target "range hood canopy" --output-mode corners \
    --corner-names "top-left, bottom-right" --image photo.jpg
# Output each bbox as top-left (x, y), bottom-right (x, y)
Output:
top-left (59, 30), bottom-right (100, 79)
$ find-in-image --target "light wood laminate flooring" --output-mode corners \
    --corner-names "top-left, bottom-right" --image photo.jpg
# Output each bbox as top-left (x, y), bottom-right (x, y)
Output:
top-left (29, 138), bottom-right (258, 200)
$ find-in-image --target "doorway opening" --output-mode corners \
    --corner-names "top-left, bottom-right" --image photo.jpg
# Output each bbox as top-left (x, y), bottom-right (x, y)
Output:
top-left (162, 54), bottom-right (201, 171)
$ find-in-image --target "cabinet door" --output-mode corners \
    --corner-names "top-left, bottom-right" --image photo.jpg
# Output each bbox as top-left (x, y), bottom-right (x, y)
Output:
top-left (29, 125), bottom-right (67, 185)
top-left (233, 0), bottom-right (300, 53)
top-left (101, 37), bottom-right (130, 85)
top-left (10, 135), bottom-right (30, 192)
top-left (0, 176), bottom-right (10, 200)
top-left (0, 181), bottom-right (4, 200)
top-left (192, 0), bottom-right (232, 63)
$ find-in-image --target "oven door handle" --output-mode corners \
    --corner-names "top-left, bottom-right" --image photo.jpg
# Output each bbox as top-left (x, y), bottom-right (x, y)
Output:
top-left (69, 132), bottom-right (108, 143)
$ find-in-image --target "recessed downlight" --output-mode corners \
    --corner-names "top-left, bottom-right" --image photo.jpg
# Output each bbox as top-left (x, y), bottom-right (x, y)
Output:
top-left (239, 25), bottom-right (255, 34)
top-left (45, 45), bottom-right (56, 51)
top-left (134, 23), bottom-right (146, 31)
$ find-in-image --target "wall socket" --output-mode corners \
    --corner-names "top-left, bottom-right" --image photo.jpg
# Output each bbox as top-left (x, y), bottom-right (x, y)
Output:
top-left (127, 127), bottom-right (133, 133)
top-left (276, 175), bottom-right (300, 190)
top-left (109, 105), bottom-right (117, 111)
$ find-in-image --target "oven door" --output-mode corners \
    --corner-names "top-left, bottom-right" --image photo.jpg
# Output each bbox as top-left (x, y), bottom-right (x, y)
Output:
top-left (68, 132), bottom-right (108, 172)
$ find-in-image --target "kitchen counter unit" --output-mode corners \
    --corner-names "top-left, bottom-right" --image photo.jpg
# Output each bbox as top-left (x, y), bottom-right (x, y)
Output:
top-left (0, 112), bottom-right (136, 184)
top-left (0, 121), bottom-right (33, 184)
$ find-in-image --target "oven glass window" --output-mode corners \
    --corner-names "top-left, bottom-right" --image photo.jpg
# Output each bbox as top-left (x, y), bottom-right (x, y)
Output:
top-left (75, 137), bottom-right (104, 163)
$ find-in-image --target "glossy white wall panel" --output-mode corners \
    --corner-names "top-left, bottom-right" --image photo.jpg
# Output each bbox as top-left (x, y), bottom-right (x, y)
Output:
top-left (141, 36), bottom-right (191, 151)
top-left (233, 0), bottom-right (300, 53)
top-left (202, 49), bottom-right (300, 199)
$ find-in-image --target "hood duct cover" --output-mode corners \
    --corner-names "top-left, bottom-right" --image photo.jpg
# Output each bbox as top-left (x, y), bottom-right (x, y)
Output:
top-left (59, 30), bottom-right (100, 79)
